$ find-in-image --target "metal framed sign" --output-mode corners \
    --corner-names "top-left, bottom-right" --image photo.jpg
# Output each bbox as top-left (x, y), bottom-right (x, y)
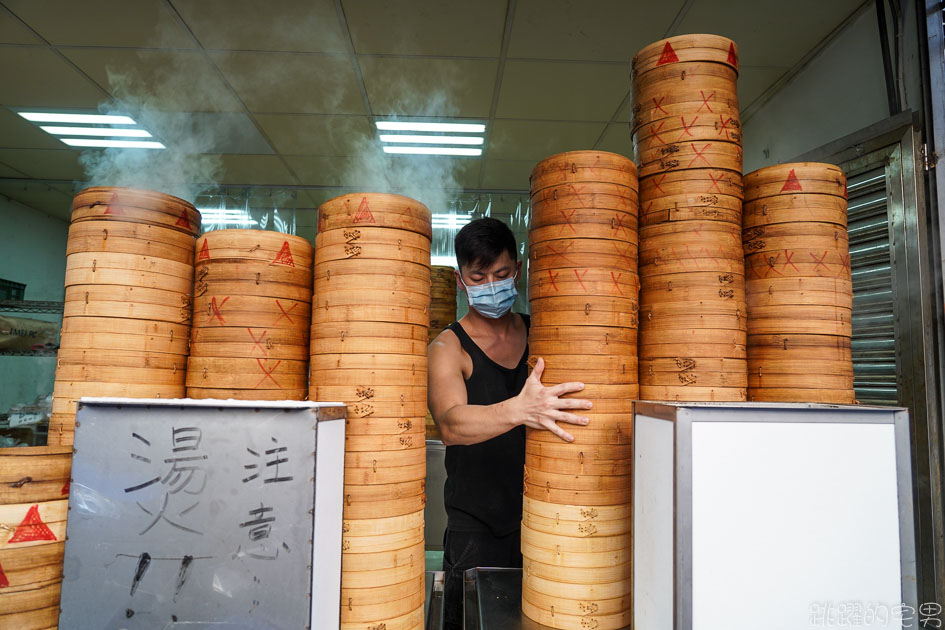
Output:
top-left (59, 398), bottom-right (345, 630)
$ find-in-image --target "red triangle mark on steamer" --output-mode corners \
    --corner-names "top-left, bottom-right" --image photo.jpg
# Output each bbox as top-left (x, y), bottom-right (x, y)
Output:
top-left (103, 192), bottom-right (125, 215)
top-left (727, 42), bottom-right (738, 68)
top-left (271, 241), bottom-right (295, 267)
top-left (780, 169), bottom-right (803, 192)
top-left (197, 239), bottom-right (211, 260)
top-left (176, 208), bottom-right (191, 229)
top-left (0, 561), bottom-right (8, 588)
top-left (7, 504), bottom-right (57, 544)
top-left (61, 480), bottom-right (70, 495)
top-left (657, 41), bottom-right (679, 65)
top-left (353, 197), bottom-right (376, 223)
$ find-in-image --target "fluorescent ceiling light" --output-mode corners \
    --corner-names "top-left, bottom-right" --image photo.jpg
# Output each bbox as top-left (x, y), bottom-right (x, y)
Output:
top-left (19, 112), bottom-right (137, 125)
top-left (60, 138), bottom-right (165, 149)
top-left (379, 134), bottom-right (483, 146)
top-left (197, 209), bottom-right (246, 215)
top-left (432, 214), bottom-right (472, 220)
top-left (40, 126), bottom-right (152, 138)
top-left (383, 146), bottom-right (482, 157)
top-left (203, 219), bottom-right (258, 226)
top-left (376, 121), bottom-right (485, 133)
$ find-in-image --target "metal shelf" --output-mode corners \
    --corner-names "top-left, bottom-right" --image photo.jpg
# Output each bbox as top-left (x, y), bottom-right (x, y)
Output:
top-left (0, 299), bottom-right (64, 314)
top-left (0, 349), bottom-right (58, 357)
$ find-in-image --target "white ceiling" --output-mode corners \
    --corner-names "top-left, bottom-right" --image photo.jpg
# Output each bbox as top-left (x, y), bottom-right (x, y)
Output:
top-left (0, 0), bottom-right (867, 237)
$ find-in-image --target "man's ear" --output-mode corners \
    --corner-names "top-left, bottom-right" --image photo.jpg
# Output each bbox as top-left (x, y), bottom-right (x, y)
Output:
top-left (454, 268), bottom-right (465, 292)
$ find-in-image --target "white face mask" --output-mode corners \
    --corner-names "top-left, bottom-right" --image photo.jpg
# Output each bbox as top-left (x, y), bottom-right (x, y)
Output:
top-left (459, 273), bottom-right (518, 319)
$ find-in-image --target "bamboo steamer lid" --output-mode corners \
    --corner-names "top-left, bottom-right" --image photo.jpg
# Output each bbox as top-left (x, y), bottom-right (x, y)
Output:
top-left (529, 238), bottom-right (638, 273)
top-left (65, 255), bottom-right (193, 294)
top-left (186, 357), bottom-right (307, 390)
top-left (526, 453), bottom-right (631, 478)
top-left (633, 113), bottom-right (742, 148)
top-left (530, 297), bottom-right (639, 329)
top-left (318, 193), bottom-right (432, 239)
top-left (340, 605), bottom-right (424, 630)
top-left (343, 511), bottom-right (424, 537)
top-left (341, 573), bottom-right (424, 609)
top-left (743, 162), bottom-right (847, 202)
top-left (529, 151), bottom-right (638, 191)
top-left (0, 499), bottom-right (68, 550)
top-left (522, 586), bottom-right (629, 619)
top-left (72, 186), bottom-right (201, 237)
top-left (196, 229), bottom-right (313, 267)
top-left (632, 34), bottom-right (739, 75)
top-left (343, 493), bottom-right (426, 520)
top-left (315, 229), bottom-right (431, 267)
top-left (749, 388), bottom-right (856, 404)
top-left (345, 431), bottom-right (425, 452)
top-left (521, 540), bottom-right (631, 569)
top-left (524, 556), bottom-right (630, 584)
top-left (523, 570), bottom-right (629, 602)
top-left (641, 192), bottom-right (742, 226)
top-left (193, 295), bottom-right (310, 330)
top-left (341, 539), bottom-right (425, 574)
top-left (195, 258), bottom-right (312, 289)
top-left (310, 384), bottom-right (427, 404)
top-left (638, 140), bottom-right (743, 178)
top-left (528, 267), bottom-right (639, 300)
top-left (64, 284), bottom-right (191, 324)
top-left (67, 219), bottom-right (195, 264)
top-left (743, 194), bottom-right (848, 228)
top-left (185, 387), bottom-right (308, 401)
top-left (189, 327), bottom-right (309, 360)
top-left (639, 384), bottom-right (747, 401)
top-left (641, 168), bottom-right (743, 199)
top-left (0, 543), bottom-right (63, 592)
top-left (312, 353), bottom-right (426, 372)
top-left (521, 596), bottom-right (630, 630)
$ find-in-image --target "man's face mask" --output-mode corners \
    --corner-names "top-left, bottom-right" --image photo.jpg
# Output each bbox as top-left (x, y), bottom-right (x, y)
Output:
top-left (459, 272), bottom-right (518, 319)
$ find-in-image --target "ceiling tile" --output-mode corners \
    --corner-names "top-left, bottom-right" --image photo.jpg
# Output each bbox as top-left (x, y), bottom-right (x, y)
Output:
top-left (283, 156), bottom-right (352, 187)
top-left (174, 0), bottom-right (347, 53)
top-left (737, 66), bottom-right (789, 111)
top-left (675, 0), bottom-right (864, 68)
top-left (0, 108), bottom-right (67, 149)
top-left (0, 6), bottom-right (41, 44)
top-left (509, 0), bottom-right (687, 62)
top-left (359, 57), bottom-right (498, 118)
top-left (488, 120), bottom-right (606, 161)
top-left (143, 112), bottom-right (274, 154)
top-left (0, 182), bottom-right (73, 221)
top-left (480, 160), bottom-right (533, 190)
top-left (4, 0), bottom-right (195, 48)
top-left (614, 98), bottom-right (632, 123)
top-left (343, 0), bottom-right (507, 56)
top-left (62, 48), bottom-right (243, 112)
top-left (211, 52), bottom-right (365, 115)
top-left (0, 148), bottom-right (84, 180)
top-left (0, 48), bottom-right (106, 108)
top-left (254, 114), bottom-right (374, 155)
top-left (497, 61), bottom-right (629, 121)
top-left (218, 155), bottom-right (299, 186)
top-left (303, 189), bottom-right (346, 208)
top-left (0, 161), bottom-right (28, 177)
top-left (595, 123), bottom-right (634, 158)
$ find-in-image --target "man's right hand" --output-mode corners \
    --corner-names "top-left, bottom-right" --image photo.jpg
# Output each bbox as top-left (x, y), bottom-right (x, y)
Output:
top-left (508, 356), bottom-right (592, 442)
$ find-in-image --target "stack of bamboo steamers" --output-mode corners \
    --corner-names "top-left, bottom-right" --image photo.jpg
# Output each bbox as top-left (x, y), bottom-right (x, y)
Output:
top-left (632, 34), bottom-right (748, 401)
top-left (743, 163), bottom-right (855, 403)
top-left (309, 194), bottom-right (431, 630)
top-left (523, 151), bottom-right (639, 630)
top-left (187, 230), bottom-right (312, 400)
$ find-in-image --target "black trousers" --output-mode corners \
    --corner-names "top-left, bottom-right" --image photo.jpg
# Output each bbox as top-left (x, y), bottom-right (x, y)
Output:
top-left (442, 527), bottom-right (522, 630)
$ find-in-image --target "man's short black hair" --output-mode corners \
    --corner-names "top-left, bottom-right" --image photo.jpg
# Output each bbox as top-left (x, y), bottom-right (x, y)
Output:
top-left (454, 217), bottom-right (517, 271)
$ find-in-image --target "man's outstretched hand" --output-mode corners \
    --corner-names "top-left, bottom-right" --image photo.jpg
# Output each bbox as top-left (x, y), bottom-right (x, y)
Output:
top-left (507, 357), bottom-right (593, 442)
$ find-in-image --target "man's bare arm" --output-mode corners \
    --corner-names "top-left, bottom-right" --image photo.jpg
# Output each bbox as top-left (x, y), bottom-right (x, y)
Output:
top-left (428, 332), bottom-right (592, 446)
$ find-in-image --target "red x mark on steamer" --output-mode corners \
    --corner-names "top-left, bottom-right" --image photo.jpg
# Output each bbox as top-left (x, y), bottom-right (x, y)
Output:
top-left (247, 328), bottom-right (269, 354)
top-left (273, 300), bottom-right (298, 325)
top-left (254, 359), bottom-right (283, 388)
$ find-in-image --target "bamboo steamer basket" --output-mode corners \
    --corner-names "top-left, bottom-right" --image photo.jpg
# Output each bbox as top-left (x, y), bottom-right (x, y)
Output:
top-left (529, 239), bottom-right (638, 274)
top-left (640, 342), bottom-right (746, 360)
top-left (521, 596), bottom-right (630, 630)
top-left (749, 388), bottom-right (857, 404)
top-left (530, 205), bottom-right (638, 237)
top-left (67, 220), bottom-right (195, 264)
top-left (343, 511), bottom-right (425, 537)
top-left (521, 523), bottom-right (631, 556)
top-left (341, 572), bottom-right (424, 607)
top-left (743, 235), bottom-right (849, 259)
top-left (528, 267), bottom-right (639, 300)
top-left (522, 509), bottom-right (631, 538)
top-left (64, 253), bottom-right (193, 294)
top-left (71, 186), bottom-right (201, 237)
top-left (184, 387), bottom-right (308, 401)
top-left (315, 288), bottom-right (428, 314)
top-left (526, 453), bottom-right (632, 478)
top-left (640, 308), bottom-right (746, 332)
top-left (194, 258), bottom-right (312, 289)
top-left (317, 270), bottom-right (432, 296)
top-left (632, 34), bottom-right (738, 75)
top-left (525, 439), bottom-right (631, 462)
top-left (640, 367), bottom-right (747, 388)
top-left (530, 301), bottom-right (639, 329)
top-left (641, 270), bottom-right (742, 291)
top-left (746, 252), bottom-right (851, 281)
top-left (640, 257), bottom-right (743, 277)
top-left (523, 570), bottom-right (629, 605)
top-left (632, 100), bottom-right (740, 135)
top-left (312, 302), bottom-right (429, 327)
top-left (345, 430), bottom-right (425, 452)
top-left (196, 230), bottom-right (313, 268)
top-left (63, 284), bottom-right (191, 324)
top-left (523, 495), bottom-right (630, 521)
top-left (311, 353), bottom-right (426, 372)
top-left (309, 368), bottom-right (426, 387)
top-left (641, 168), bottom-right (743, 199)
top-left (743, 194), bottom-right (848, 228)
top-left (633, 114), bottom-right (742, 149)
top-left (340, 606), bottom-right (424, 630)
top-left (749, 372), bottom-right (853, 389)
top-left (748, 359), bottom-right (853, 375)
top-left (192, 295), bottom-right (311, 330)
top-left (530, 151), bottom-right (638, 191)
top-left (529, 222), bottom-right (638, 246)
top-left (194, 278), bottom-right (312, 302)
top-left (639, 385), bottom-right (747, 401)
top-left (528, 325), bottom-right (637, 353)
top-left (641, 193), bottom-right (742, 226)
top-left (743, 221), bottom-right (848, 246)
top-left (343, 493), bottom-right (426, 520)
top-left (524, 469), bottom-right (631, 493)
top-left (315, 232), bottom-right (431, 267)
top-left (186, 357), bottom-right (307, 391)
top-left (638, 140), bottom-right (743, 177)
top-left (634, 60), bottom-right (738, 89)
top-left (743, 162), bottom-right (847, 202)
top-left (524, 556), bottom-right (630, 584)
top-left (56, 348), bottom-right (183, 371)
top-left (318, 193), bottom-right (432, 239)
top-left (346, 403), bottom-right (429, 422)
top-left (344, 447), bottom-right (427, 471)
top-left (641, 215), bottom-right (741, 243)
top-left (343, 481), bottom-right (426, 511)
top-left (526, 417), bottom-right (632, 446)
top-left (188, 327), bottom-right (309, 360)
top-left (311, 384), bottom-right (427, 404)
top-left (532, 365), bottom-right (638, 387)
top-left (341, 538), bottom-right (425, 576)
top-left (310, 321), bottom-right (429, 355)
top-left (749, 334), bottom-right (852, 358)
top-left (522, 586), bottom-right (629, 619)
top-left (527, 354), bottom-right (636, 376)
top-left (747, 283), bottom-right (852, 310)
top-left (344, 462), bottom-right (427, 486)
top-left (58, 316), bottom-right (190, 354)
top-left (531, 184), bottom-right (638, 216)
top-left (54, 361), bottom-right (185, 385)
top-left (341, 578), bottom-right (425, 622)
top-left (640, 282), bottom-right (745, 304)
top-left (0, 448), bottom-right (71, 504)
top-left (747, 305), bottom-right (852, 336)
top-left (521, 539), bottom-right (630, 569)
top-left (639, 327), bottom-right (745, 345)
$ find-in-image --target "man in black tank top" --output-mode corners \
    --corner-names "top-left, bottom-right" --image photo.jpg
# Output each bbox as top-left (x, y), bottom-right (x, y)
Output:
top-left (428, 218), bottom-right (593, 629)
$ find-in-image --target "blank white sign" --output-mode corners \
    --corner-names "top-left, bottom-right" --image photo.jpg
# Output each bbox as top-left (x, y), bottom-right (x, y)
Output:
top-left (691, 422), bottom-right (903, 630)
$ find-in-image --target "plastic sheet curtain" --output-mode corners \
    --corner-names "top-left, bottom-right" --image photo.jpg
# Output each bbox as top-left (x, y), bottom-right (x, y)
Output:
top-left (194, 187), bottom-right (299, 235)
